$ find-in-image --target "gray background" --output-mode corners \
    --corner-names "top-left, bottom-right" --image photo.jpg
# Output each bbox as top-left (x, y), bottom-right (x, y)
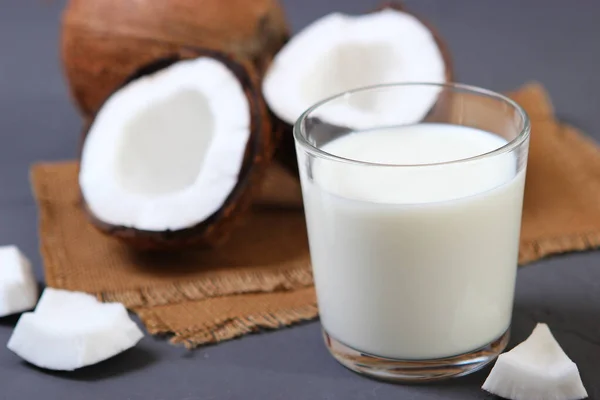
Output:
top-left (1, 0), bottom-right (599, 398)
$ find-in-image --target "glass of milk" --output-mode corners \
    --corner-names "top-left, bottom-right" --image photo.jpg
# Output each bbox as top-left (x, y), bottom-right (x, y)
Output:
top-left (293, 82), bottom-right (530, 382)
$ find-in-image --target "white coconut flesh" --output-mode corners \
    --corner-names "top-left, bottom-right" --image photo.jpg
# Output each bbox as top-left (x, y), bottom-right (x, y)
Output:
top-left (262, 9), bottom-right (446, 130)
top-left (482, 323), bottom-right (588, 400)
top-left (7, 288), bottom-right (144, 371)
top-left (79, 57), bottom-right (251, 232)
top-left (0, 246), bottom-right (38, 317)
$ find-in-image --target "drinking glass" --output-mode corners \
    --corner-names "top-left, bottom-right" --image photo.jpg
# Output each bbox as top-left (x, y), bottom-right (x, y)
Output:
top-left (293, 82), bottom-right (530, 382)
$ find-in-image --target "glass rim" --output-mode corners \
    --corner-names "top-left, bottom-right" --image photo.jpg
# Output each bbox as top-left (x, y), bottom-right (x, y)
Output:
top-left (292, 82), bottom-right (531, 168)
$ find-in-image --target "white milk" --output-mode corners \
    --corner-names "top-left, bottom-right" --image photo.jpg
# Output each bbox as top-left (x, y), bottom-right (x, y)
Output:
top-left (301, 123), bottom-right (526, 360)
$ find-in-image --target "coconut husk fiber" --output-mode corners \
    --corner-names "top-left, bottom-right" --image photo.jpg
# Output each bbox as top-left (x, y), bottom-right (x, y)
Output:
top-left (61, 0), bottom-right (290, 117)
top-left (31, 82), bottom-right (600, 347)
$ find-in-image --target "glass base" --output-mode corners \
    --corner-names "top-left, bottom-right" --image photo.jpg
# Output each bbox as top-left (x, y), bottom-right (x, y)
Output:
top-left (323, 328), bottom-right (509, 383)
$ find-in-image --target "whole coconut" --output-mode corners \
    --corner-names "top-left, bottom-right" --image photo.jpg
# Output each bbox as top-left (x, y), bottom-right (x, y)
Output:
top-left (61, 0), bottom-right (290, 118)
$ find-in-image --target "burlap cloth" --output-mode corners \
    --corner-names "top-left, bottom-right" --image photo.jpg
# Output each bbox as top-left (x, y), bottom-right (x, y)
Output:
top-left (30, 83), bottom-right (600, 347)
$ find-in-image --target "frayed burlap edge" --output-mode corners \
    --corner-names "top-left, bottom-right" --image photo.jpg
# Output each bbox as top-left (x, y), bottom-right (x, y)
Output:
top-left (519, 232), bottom-right (600, 265)
top-left (94, 267), bottom-right (314, 309)
top-left (134, 303), bottom-right (319, 349)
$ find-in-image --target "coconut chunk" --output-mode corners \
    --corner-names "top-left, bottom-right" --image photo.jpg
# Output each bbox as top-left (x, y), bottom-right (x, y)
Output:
top-left (482, 323), bottom-right (588, 400)
top-left (7, 288), bottom-right (144, 371)
top-left (0, 246), bottom-right (38, 317)
top-left (262, 8), bottom-right (447, 130)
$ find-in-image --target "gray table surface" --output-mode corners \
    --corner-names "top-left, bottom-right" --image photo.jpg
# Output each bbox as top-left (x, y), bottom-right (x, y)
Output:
top-left (1, 0), bottom-right (599, 399)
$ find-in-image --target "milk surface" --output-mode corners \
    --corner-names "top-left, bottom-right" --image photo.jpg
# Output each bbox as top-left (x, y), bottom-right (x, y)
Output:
top-left (301, 123), bottom-right (526, 359)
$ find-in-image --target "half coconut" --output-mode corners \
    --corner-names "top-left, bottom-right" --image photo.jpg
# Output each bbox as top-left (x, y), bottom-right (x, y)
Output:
top-left (262, 2), bottom-right (452, 174)
top-left (79, 48), bottom-right (276, 250)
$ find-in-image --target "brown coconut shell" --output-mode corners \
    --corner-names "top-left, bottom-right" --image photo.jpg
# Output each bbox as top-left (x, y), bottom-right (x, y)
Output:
top-left (272, 1), bottom-right (454, 176)
top-left (79, 48), bottom-right (277, 251)
top-left (61, 0), bottom-right (290, 118)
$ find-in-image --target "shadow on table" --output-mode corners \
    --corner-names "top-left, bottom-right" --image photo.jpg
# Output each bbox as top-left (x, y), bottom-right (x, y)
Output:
top-left (0, 314), bottom-right (21, 327)
top-left (0, 282), bottom-right (44, 327)
top-left (21, 345), bottom-right (158, 381)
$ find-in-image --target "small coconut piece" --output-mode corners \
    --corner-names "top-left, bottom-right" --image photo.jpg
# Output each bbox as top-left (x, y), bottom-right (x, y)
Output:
top-left (262, 2), bottom-right (452, 173)
top-left (61, 0), bottom-right (290, 118)
top-left (79, 49), bottom-right (275, 250)
top-left (7, 288), bottom-right (144, 371)
top-left (482, 323), bottom-right (588, 400)
top-left (0, 246), bottom-right (38, 317)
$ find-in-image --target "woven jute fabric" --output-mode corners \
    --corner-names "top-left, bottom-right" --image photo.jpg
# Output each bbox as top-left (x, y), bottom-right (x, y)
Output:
top-left (30, 83), bottom-right (600, 347)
